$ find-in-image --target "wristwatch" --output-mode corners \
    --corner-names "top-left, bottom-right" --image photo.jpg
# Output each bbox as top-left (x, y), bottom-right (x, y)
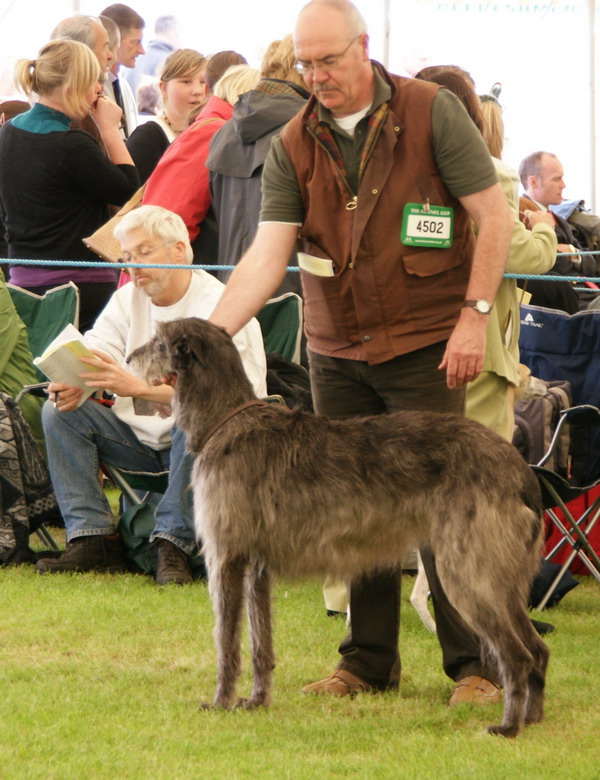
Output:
top-left (463, 299), bottom-right (492, 315)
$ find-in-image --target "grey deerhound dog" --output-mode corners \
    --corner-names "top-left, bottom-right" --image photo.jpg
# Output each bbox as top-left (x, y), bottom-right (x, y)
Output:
top-left (129, 317), bottom-right (549, 738)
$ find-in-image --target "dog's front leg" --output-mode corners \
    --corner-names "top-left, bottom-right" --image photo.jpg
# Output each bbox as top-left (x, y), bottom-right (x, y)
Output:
top-left (235, 561), bottom-right (274, 709)
top-left (200, 556), bottom-right (247, 711)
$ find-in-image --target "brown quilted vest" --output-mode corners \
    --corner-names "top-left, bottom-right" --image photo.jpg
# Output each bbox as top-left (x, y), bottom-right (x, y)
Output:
top-left (280, 68), bottom-right (475, 364)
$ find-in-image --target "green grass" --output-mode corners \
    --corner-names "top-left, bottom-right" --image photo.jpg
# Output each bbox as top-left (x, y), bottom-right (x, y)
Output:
top-left (0, 557), bottom-right (598, 779)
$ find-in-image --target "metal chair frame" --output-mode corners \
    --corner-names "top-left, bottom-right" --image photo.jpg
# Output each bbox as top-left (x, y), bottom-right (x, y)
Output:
top-left (531, 405), bottom-right (600, 609)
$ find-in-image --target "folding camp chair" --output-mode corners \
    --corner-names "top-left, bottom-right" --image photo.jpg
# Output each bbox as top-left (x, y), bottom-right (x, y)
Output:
top-left (7, 282), bottom-right (80, 382)
top-left (531, 405), bottom-right (600, 609)
top-left (101, 464), bottom-right (168, 508)
top-left (8, 282), bottom-right (80, 551)
top-left (519, 303), bottom-right (600, 485)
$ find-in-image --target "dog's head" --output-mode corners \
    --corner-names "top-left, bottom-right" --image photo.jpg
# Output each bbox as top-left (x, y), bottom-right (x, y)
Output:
top-left (127, 318), bottom-right (254, 399)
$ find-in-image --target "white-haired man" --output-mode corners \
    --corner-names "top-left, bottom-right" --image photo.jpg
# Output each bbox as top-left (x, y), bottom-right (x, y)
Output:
top-left (210, 0), bottom-right (513, 705)
top-left (52, 14), bottom-right (114, 75)
top-left (36, 206), bottom-right (267, 584)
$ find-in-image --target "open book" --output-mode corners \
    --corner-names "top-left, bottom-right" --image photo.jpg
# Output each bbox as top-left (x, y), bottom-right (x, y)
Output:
top-left (33, 324), bottom-right (101, 408)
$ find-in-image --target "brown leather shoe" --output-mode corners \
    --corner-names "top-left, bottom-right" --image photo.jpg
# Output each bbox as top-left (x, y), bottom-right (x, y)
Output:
top-left (35, 534), bottom-right (128, 574)
top-left (448, 675), bottom-right (502, 707)
top-left (301, 669), bottom-right (373, 697)
top-left (154, 538), bottom-right (193, 585)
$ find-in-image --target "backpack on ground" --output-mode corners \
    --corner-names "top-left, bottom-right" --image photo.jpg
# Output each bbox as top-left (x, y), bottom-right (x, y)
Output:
top-left (512, 379), bottom-right (572, 475)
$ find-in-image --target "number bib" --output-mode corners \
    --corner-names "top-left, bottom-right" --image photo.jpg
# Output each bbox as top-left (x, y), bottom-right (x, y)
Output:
top-left (400, 203), bottom-right (454, 248)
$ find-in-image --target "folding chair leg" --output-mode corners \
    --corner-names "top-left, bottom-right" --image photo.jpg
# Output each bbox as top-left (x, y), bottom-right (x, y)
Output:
top-left (102, 464), bottom-right (145, 506)
top-left (35, 523), bottom-right (60, 551)
top-left (545, 507), bottom-right (600, 574)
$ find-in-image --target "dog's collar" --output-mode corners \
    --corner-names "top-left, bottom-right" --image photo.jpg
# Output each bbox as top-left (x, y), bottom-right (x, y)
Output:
top-left (199, 400), bottom-right (270, 451)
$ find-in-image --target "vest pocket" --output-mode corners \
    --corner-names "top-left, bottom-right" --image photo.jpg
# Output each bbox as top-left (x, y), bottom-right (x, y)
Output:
top-left (400, 247), bottom-right (465, 277)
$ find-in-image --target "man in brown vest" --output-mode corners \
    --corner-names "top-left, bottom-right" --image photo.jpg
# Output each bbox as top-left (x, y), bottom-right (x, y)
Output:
top-left (210, 0), bottom-right (513, 706)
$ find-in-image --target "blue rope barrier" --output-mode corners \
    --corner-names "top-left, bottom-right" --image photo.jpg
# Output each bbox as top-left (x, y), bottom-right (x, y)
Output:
top-left (0, 258), bottom-right (295, 272)
top-left (2, 258), bottom-right (600, 283)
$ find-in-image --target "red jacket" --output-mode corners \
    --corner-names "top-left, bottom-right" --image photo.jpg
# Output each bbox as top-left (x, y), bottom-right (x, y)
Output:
top-left (143, 96), bottom-right (232, 241)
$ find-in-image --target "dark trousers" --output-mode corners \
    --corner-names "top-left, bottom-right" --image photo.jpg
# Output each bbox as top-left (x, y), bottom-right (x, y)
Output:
top-left (308, 344), bottom-right (500, 688)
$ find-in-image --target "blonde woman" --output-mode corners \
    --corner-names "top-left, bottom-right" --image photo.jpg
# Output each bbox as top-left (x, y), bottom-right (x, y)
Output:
top-left (0, 39), bottom-right (138, 330)
top-left (126, 48), bottom-right (207, 183)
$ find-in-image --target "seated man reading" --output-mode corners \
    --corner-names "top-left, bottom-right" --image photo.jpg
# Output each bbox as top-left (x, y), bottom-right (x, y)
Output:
top-left (36, 205), bottom-right (267, 583)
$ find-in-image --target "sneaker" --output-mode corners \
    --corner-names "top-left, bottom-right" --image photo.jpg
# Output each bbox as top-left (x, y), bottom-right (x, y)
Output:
top-left (154, 538), bottom-right (193, 585)
top-left (35, 534), bottom-right (128, 574)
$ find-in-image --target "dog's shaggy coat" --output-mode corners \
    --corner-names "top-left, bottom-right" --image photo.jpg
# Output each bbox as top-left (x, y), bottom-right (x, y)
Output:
top-left (129, 317), bottom-right (549, 738)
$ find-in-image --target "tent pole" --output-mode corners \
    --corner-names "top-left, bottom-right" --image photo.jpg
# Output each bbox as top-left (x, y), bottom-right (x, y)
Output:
top-left (383, 0), bottom-right (390, 70)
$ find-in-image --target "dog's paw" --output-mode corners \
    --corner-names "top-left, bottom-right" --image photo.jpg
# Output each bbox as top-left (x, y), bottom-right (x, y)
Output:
top-left (198, 700), bottom-right (232, 711)
top-left (486, 723), bottom-right (519, 738)
top-left (233, 696), bottom-right (268, 710)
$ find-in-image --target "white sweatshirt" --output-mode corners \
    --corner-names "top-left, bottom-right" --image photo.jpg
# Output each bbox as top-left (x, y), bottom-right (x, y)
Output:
top-left (85, 270), bottom-right (267, 449)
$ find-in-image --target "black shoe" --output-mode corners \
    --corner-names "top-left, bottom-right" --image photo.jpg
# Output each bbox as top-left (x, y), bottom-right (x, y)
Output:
top-left (531, 618), bottom-right (555, 635)
top-left (35, 534), bottom-right (128, 574)
top-left (154, 538), bottom-right (193, 585)
top-left (1, 547), bottom-right (36, 567)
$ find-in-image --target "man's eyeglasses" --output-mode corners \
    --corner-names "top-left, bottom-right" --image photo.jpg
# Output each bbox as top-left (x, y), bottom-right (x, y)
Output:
top-left (118, 240), bottom-right (174, 264)
top-left (294, 35), bottom-right (361, 76)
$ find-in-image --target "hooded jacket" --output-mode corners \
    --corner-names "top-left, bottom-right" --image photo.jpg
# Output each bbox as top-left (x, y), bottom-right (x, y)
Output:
top-left (206, 81), bottom-right (308, 291)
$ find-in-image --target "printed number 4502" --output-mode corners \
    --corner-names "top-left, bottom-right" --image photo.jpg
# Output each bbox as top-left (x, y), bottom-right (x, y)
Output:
top-left (415, 220), bottom-right (444, 234)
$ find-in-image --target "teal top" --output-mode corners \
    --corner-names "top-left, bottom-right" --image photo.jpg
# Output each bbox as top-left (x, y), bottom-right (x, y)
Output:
top-left (10, 103), bottom-right (70, 133)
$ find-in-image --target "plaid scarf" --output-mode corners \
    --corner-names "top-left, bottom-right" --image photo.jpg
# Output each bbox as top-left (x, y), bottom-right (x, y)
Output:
top-left (305, 101), bottom-right (389, 191)
top-left (255, 79), bottom-right (309, 99)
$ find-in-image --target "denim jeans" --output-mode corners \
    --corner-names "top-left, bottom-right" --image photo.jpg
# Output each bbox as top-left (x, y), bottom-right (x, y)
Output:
top-left (42, 399), bottom-right (197, 554)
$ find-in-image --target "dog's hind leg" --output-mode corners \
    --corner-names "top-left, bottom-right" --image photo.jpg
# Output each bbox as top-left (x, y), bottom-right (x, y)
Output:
top-left (522, 619), bottom-right (550, 725)
top-left (236, 561), bottom-right (274, 710)
top-left (481, 623), bottom-right (534, 738)
top-left (201, 555), bottom-right (247, 711)
top-left (440, 568), bottom-right (534, 737)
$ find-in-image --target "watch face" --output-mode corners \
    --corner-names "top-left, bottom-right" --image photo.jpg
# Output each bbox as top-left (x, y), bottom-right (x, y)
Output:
top-left (464, 299), bottom-right (492, 314)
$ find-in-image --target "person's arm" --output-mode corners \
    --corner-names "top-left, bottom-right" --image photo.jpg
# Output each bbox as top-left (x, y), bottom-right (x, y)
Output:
top-left (91, 95), bottom-right (135, 166)
top-left (507, 210), bottom-right (557, 275)
top-left (439, 181), bottom-right (512, 388)
top-left (210, 222), bottom-right (299, 335)
top-left (66, 130), bottom-right (139, 205)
